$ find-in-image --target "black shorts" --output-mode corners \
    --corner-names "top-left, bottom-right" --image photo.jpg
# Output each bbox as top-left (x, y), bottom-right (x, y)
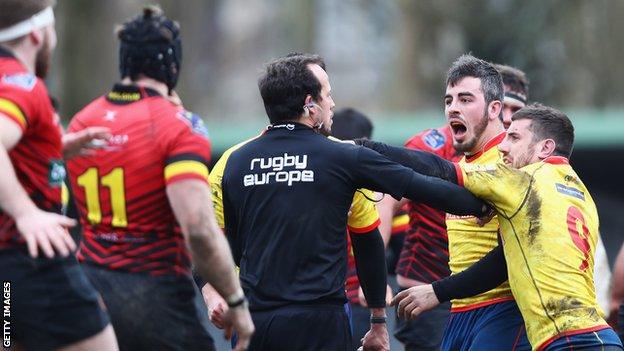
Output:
top-left (249, 304), bottom-right (351, 351)
top-left (0, 248), bottom-right (109, 351)
top-left (82, 264), bottom-right (215, 351)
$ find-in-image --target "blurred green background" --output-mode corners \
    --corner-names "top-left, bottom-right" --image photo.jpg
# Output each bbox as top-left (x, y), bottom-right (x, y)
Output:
top-left (50, 0), bottom-right (624, 151)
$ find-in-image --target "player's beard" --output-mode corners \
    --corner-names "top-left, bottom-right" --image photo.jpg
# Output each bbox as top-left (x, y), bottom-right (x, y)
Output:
top-left (454, 108), bottom-right (489, 153)
top-left (514, 143), bottom-right (535, 169)
top-left (35, 33), bottom-right (52, 79)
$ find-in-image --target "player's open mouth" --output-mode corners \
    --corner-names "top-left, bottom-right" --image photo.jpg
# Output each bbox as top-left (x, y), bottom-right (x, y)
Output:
top-left (449, 120), bottom-right (468, 139)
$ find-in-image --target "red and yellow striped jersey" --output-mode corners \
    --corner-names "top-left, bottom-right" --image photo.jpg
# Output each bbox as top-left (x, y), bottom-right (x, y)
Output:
top-left (66, 84), bottom-right (211, 275)
top-left (0, 47), bottom-right (63, 249)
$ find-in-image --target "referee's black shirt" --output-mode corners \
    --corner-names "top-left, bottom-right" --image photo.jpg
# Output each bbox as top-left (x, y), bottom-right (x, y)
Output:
top-left (222, 122), bottom-right (414, 311)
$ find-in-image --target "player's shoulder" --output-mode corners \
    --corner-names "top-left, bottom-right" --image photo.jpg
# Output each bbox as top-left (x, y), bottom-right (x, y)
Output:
top-left (405, 125), bottom-right (452, 152)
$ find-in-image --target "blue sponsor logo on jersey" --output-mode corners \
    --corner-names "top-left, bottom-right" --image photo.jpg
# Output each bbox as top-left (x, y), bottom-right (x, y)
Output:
top-left (178, 111), bottom-right (210, 139)
top-left (422, 129), bottom-right (446, 150)
top-left (555, 183), bottom-right (585, 201)
top-left (1, 73), bottom-right (36, 91)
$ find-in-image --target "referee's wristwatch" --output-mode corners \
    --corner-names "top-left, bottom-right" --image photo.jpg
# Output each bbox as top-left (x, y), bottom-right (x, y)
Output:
top-left (370, 315), bottom-right (387, 324)
top-left (226, 290), bottom-right (248, 309)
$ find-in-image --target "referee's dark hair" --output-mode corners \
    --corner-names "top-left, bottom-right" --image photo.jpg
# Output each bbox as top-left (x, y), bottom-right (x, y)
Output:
top-left (258, 53), bottom-right (326, 124)
top-left (447, 54), bottom-right (504, 111)
top-left (331, 108), bottom-right (374, 140)
top-left (511, 103), bottom-right (575, 158)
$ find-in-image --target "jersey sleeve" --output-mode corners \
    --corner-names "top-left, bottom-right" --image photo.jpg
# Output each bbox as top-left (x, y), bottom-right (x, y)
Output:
top-left (0, 75), bottom-right (45, 131)
top-left (457, 162), bottom-right (532, 215)
top-left (157, 108), bottom-right (212, 185)
top-left (347, 189), bottom-right (381, 234)
top-left (352, 146), bottom-right (414, 200)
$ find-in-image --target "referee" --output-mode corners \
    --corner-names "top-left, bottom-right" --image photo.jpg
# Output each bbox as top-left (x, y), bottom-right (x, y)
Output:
top-left (220, 53), bottom-right (490, 351)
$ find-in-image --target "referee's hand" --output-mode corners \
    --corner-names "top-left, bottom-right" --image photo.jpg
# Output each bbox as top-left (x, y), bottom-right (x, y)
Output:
top-left (15, 208), bottom-right (77, 258)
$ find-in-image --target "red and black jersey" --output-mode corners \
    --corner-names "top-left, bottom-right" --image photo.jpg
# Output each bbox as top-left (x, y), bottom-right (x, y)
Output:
top-left (66, 84), bottom-right (211, 276)
top-left (396, 125), bottom-right (462, 283)
top-left (0, 47), bottom-right (63, 250)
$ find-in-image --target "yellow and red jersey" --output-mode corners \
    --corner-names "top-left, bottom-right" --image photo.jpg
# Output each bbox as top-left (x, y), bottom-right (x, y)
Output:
top-left (398, 125), bottom-right (462, 283)
top-left (457, 156), bottom-right (607, 350)
top-left (446, 132), bottom-right (514, 311)
top-left (66, 84), bottom-right (211, 275)
top-left (0, 47), bottom-right (63, 249)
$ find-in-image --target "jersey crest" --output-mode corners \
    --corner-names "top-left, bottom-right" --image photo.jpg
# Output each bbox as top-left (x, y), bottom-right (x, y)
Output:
top-left (422, 129), bottom-right (446, 150)
top-left (178, 110), bottom-right (209, 139)
top-left (1, 73), bottom-right (36, 91)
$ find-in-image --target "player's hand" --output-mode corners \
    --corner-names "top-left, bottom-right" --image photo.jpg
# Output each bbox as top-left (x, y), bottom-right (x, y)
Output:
top-left (62, 127), bottom-right (111, 159)
top-left (357, 285), bottom-right (393, 307)
top-left (223, 304), bottom-right (255, 351)
top-left (391, 284), bottom-right (439, 320)
top-left (202, 284), bottom-right (230, 329)
top-left (359, 323), bottom-right (390, 351)
top-left (476, 205), bottom-right (496, 227)
top-left (14, 208), bottom-right (77, 258)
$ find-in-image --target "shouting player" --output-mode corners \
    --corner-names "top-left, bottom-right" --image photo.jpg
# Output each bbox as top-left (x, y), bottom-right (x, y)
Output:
top-left (65, 7), bottom-right (253, 351)
top-left (373, 54), bottom-right (531, 350)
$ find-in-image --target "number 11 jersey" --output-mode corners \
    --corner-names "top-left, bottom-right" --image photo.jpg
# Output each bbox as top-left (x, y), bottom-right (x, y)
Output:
top-left (66, 84), bottom-right (211, 276)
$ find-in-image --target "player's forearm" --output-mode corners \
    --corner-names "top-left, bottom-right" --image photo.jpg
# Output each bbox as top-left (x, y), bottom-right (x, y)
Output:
top-left (168, 180), bottom-right (242, 298)
top-left (186, 208), bottom-right (241, 298)
top-left (0, 144), bottom-right (37, 219)
top-left (358, 139), bottom-right (458, 183)
top-left (403, 172), bottom-right (488, 217)
top-left (432, 245), bottom-right (507, 302)
top-left (351, 228), bottom-right (388, 308)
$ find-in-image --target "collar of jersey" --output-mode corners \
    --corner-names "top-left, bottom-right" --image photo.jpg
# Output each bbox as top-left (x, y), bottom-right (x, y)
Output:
top-left (543, 156), bottom-right (569, 165)
top-left (266, 121), bottom-right (314, 132)
top-left (108, 83), bottom-right (161, 100)
top-left (464, 131), bottom-right (506, 163)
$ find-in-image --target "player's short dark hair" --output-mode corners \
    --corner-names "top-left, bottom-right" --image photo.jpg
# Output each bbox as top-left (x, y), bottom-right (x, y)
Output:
top-left (446, 54), bottom-right (504, 108)
top-left (0, 0), bottom-right (54, 43)
top-left (258, 53), bottom-right (326, 124)
top-left (117, 5), bottom-right (182, 91)
top-left (495, 64), bottom-right (529, 98)
top-left (512, 103), bottom-right (575, 158)
top-left (331, 108), bottom-right (374, 140)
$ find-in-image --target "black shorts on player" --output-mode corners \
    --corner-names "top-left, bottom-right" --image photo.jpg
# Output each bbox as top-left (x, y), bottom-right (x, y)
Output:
top-left (249, 304), bottom-right (351, 351)
top-left (82, 264), bottom-right (215, 351)
top-left (0, 248), bottom-right (109, 351)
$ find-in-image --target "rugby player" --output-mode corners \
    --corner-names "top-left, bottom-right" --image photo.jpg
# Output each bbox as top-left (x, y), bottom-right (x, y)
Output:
top-left (369, 54), bottom-right (531, 350)
top-left (215, 53), bottom-right (490, 351)
top-left (495, 63), bottom-right (530, 129)
top-left (0, 1), bottom-right (118, 349)
top-left (360, 104), bottom-right (624, 350)
top-left (65, 7), bottom-right (253, 351)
